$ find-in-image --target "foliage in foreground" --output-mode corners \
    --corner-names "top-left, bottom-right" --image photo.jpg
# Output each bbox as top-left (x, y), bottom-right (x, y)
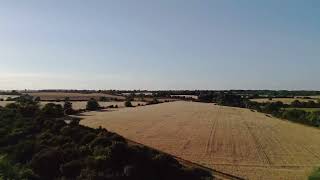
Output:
top-left (0, 100), bottom-right (212, 180)
top-left (309, 167), bottom-right (320, 180)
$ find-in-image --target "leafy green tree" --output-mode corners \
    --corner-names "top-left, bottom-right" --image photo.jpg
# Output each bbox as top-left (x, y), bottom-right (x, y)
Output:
top-left (125, 100), bottom-right (133, 107)
top-left (5, 96), bottom-right (40, 117)
top-left (34, 97), bottom-right (41, 102)
top-left (0, 155), bottom-right (19, 180)
top-left (60, 160), bottom-right (82, 178)
top-left (30, 148), bottom-right (63, 179)
top-left (42, 103), bottom-right (64, 118)
top-left (63, 98), bottom-right (73, 115)
top-left (86, 98), bottom-right (100, 110)
top-left (99, 96), bottom-right (108, 102)
top-left (291, 100), bottom-right (302, 107)
top-left (306, 111), bottom-right (320, 127)
top-left (0, 155), bottom-right (36, 180)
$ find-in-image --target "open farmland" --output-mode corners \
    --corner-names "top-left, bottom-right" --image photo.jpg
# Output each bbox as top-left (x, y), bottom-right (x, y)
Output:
top-left (250, 97), bottom-right (318, 104)
top-left (80, 101), bottom-right (320, 180)
top-left (25, 92), bottom-right (125, 101)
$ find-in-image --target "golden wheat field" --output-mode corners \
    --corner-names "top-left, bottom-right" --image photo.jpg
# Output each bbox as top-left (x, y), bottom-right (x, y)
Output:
top-left (80, 101), bottom-right (320, 180)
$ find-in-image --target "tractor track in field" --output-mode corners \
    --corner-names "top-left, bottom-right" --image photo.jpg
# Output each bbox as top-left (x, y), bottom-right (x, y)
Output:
top-left (205, 107), bottom-right (220, 155)
top-left (239, 110), bottom-right (272, 166)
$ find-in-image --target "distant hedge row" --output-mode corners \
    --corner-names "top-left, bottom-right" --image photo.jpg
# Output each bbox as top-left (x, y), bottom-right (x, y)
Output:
top-left (197, 92), bottom-right (320, 128)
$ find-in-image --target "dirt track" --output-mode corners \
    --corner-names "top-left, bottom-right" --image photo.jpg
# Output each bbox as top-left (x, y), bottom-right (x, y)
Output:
top-left (80, 101), bottom-right (320, 180)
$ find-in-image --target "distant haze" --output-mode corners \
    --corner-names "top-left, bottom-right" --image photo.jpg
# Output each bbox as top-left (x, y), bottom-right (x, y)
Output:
top-left (0, 0), bottom-right (319, 90)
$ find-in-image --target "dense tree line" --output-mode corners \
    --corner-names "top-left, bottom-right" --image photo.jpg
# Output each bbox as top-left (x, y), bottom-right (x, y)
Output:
top-left (146, 98), bottom-right (162, 105)
top-left (23, 90), bottom-right (320, 102)
top-left (0, 90), bottom-right (21, 95)
top-left (0, 98), bottom-right (212, 180)
top-left (198, 92), bottom-right (247, 107)
top-left (199, 93), bottom-right (320, 128)
top-left (246, 100), bottom-right (320, 127)
top-left (119, 90), bottom-right (320, 99)
top-left (290, 99), bottom-right (320, 108)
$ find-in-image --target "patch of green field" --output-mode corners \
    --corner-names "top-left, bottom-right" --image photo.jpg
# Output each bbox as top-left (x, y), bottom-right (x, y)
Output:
top-left (284, 108), bottom-right (320, 112)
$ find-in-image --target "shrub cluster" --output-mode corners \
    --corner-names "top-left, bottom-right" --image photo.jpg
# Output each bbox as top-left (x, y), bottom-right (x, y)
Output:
top-left (146, 98), bottom-right (162, 105)
top-left (125, 101), bottom-right (133, 107)
top-left (86, 98), bottom-right (100, 111)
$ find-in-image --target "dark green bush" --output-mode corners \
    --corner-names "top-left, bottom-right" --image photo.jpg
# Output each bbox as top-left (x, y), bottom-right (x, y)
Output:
top-left (34, 97), bottom-right (41, 102)
top-left (86, 98), bottom-right (100, 111)
top-left (63, 100), bottom-right (74, 115)
top-left (125, 100), bottom-right (133, 107)
top-left (60, 160), bottom-right (82, 178)
top-left (41, 103), bottom-right (64, 118)
top-left (30, 148), bottom-right (64, 179)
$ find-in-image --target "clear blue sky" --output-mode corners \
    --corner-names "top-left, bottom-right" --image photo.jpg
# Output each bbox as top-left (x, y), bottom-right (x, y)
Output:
top-left (0, 0), bottom-right (319, 90)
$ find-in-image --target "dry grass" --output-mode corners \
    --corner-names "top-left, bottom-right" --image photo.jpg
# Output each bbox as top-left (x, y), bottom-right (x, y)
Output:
top-left (250, 98), bottom-right (318, 104)
top-left (80, 101), bottom-right (320, 180)
top-left (25, 92), bottom-right (125, 101)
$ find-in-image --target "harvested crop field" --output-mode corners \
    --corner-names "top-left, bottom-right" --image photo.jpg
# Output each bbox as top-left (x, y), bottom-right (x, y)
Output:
top-left (80, 101), bottom-right (320, 180)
